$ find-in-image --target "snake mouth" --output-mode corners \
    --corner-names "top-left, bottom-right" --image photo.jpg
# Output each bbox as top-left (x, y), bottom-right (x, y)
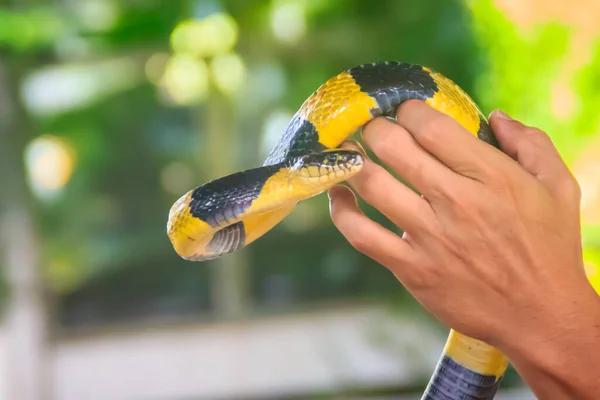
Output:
top-left (292, 149), bottom-right (363, 168)
top-left (289, 149), bottom-right (364, 183)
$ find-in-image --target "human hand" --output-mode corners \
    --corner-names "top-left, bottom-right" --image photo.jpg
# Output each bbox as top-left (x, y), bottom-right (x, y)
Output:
top-left (328, 100), bottom-right (600, 398)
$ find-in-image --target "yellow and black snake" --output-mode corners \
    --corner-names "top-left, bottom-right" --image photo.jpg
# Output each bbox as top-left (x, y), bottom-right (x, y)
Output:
top-left (167, 62), bottom-right (509, 399)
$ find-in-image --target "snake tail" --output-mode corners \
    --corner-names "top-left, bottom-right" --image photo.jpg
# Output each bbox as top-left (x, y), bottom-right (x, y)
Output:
top-left (422, 330), bottom-right (509, 399)
top-left (167, 61), bottom-right (510, 399)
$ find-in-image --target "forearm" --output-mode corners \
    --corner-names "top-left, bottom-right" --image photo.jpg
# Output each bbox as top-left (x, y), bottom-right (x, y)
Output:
top-left (499, 285), bottom-right (600, 400)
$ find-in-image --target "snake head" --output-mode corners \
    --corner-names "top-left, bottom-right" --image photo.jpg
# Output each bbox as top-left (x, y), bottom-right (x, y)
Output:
top-left (286, 149), bottom-right (364, 191)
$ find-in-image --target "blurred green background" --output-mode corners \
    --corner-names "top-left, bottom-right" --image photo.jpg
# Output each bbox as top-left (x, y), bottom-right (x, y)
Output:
top-left (1, 0), bottom-right (599, 399)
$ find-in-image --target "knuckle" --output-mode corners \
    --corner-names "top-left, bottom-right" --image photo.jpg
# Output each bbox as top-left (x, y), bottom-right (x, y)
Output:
top-left (364, 124), bottom-right (397, 158)
top-left (428, 178), bottom-right (464, 205)
top-left (418, 116), bottom-right (445, 146)
top-left (404, 158), bottom-right (426, 182)
top-left (486, 168), bottom-right (514, 193)
top-left (362, 117), bottom-right (390, 144)
top-left (365, 135), bottom-right (388, 159)
top-left (442, 186), bottom-right (488, 219)
top-left (396, 99), bottom-right (420, 120)
top-left (558, 174), bottom-right (582, 202)
top-left (408, 263), bottom-right (440, 290)
top-left (352, 164), bottom-right (386, 204)
top-left (524, 127), bottom-right (552, 147)
top-left (444, 195), bottom-right (470, 219)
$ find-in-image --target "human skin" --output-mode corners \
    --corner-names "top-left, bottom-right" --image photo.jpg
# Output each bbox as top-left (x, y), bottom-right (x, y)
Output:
top-left (327, 100), bottom-right (600, 399)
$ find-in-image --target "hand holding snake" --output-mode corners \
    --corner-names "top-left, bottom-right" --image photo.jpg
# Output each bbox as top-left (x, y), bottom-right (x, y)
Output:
top-left (330, 101), bottom-right (600, 400)
top-left (167, 62), bottom-right (600, 399)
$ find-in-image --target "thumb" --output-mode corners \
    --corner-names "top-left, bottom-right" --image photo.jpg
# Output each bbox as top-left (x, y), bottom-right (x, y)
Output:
top-left (489, 110), bottom-right (576, 196)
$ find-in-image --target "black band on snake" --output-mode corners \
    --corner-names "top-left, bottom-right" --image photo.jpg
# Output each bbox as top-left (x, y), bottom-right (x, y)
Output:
top-left (167, 62), bottom-right (509, 399)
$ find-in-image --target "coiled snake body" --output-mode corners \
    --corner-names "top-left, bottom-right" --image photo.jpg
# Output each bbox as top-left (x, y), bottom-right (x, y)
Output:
top-left (167, 62), bottom-right (509, 399)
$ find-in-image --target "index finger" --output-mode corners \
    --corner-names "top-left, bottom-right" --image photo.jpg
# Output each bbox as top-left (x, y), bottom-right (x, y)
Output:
top-left (396, 100), bottom-right (516, 182)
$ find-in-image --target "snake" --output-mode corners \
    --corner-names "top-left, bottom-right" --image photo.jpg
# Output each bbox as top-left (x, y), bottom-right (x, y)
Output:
top-left (167, 62), bottom-right (510, 399)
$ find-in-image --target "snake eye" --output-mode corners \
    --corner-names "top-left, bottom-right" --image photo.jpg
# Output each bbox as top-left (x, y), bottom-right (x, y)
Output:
top-left (326, 153), bottom-right (338, 162)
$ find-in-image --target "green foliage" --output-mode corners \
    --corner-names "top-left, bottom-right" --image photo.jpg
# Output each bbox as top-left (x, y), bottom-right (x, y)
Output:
top-left (574, 40), bottom-right (600, 143)
top-left (468, 0), bottom-right (600, 292)
top-left (0, 7), bottom-right (65, 51)
top-left (0, 0), bottom-right (486, 326)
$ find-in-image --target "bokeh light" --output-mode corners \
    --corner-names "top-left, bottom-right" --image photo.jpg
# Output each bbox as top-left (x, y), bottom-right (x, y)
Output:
top-left (269, 0), bottom-right (306, 44)
top-left (210, 52), bottom-right (246, 95)
top-left (550, 81), bottom-right (578, 121)
top-left (24, 135), bottom-right (75, 200)
top-left (170, 13), bottom-right (238, 58)
top-left (160, 54), bottom-right (210, 105)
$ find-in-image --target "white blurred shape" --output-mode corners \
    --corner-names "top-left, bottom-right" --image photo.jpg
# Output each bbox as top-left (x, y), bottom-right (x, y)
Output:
top-left (24, 135), bottom-right (75, 200)
top-left (50, 306), bottom-right (445, 400)
top-left (21, 57), bottom-right (141, 116)
top-left (270, 0), bottom-right (306, 44)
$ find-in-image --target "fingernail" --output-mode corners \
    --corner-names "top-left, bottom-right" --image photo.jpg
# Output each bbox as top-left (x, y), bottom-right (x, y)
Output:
top-left (328, 184), bottom-right (357, 205)
top-left (491, 110), bottom-right (512, 120)
top-left (327, 185), bottom-right (342, 200)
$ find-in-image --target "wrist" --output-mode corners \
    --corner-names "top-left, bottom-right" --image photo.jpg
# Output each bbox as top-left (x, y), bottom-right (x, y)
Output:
top-left (497, 282), bottom-right (600, 398)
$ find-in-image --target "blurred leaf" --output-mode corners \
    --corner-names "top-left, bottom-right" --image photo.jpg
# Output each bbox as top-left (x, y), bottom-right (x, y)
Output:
top-left (0, 7), bottom-right (65, 51)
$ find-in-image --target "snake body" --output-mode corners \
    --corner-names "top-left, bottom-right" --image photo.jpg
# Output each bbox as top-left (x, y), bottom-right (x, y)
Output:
top-left (167, 62), bottom-right (509, 399)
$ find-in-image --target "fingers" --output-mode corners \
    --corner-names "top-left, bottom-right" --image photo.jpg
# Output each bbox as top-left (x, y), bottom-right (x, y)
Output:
top-left (341, 140), bottom-right (436, 234)
top-left (396, 100), bottom-right (513, 182)
top-left (360, 117), bottom-right (463, 201)
top-left (328, 184), bottom-right (417, 270)
top-left (489, 110), bottom-right (581, 200)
